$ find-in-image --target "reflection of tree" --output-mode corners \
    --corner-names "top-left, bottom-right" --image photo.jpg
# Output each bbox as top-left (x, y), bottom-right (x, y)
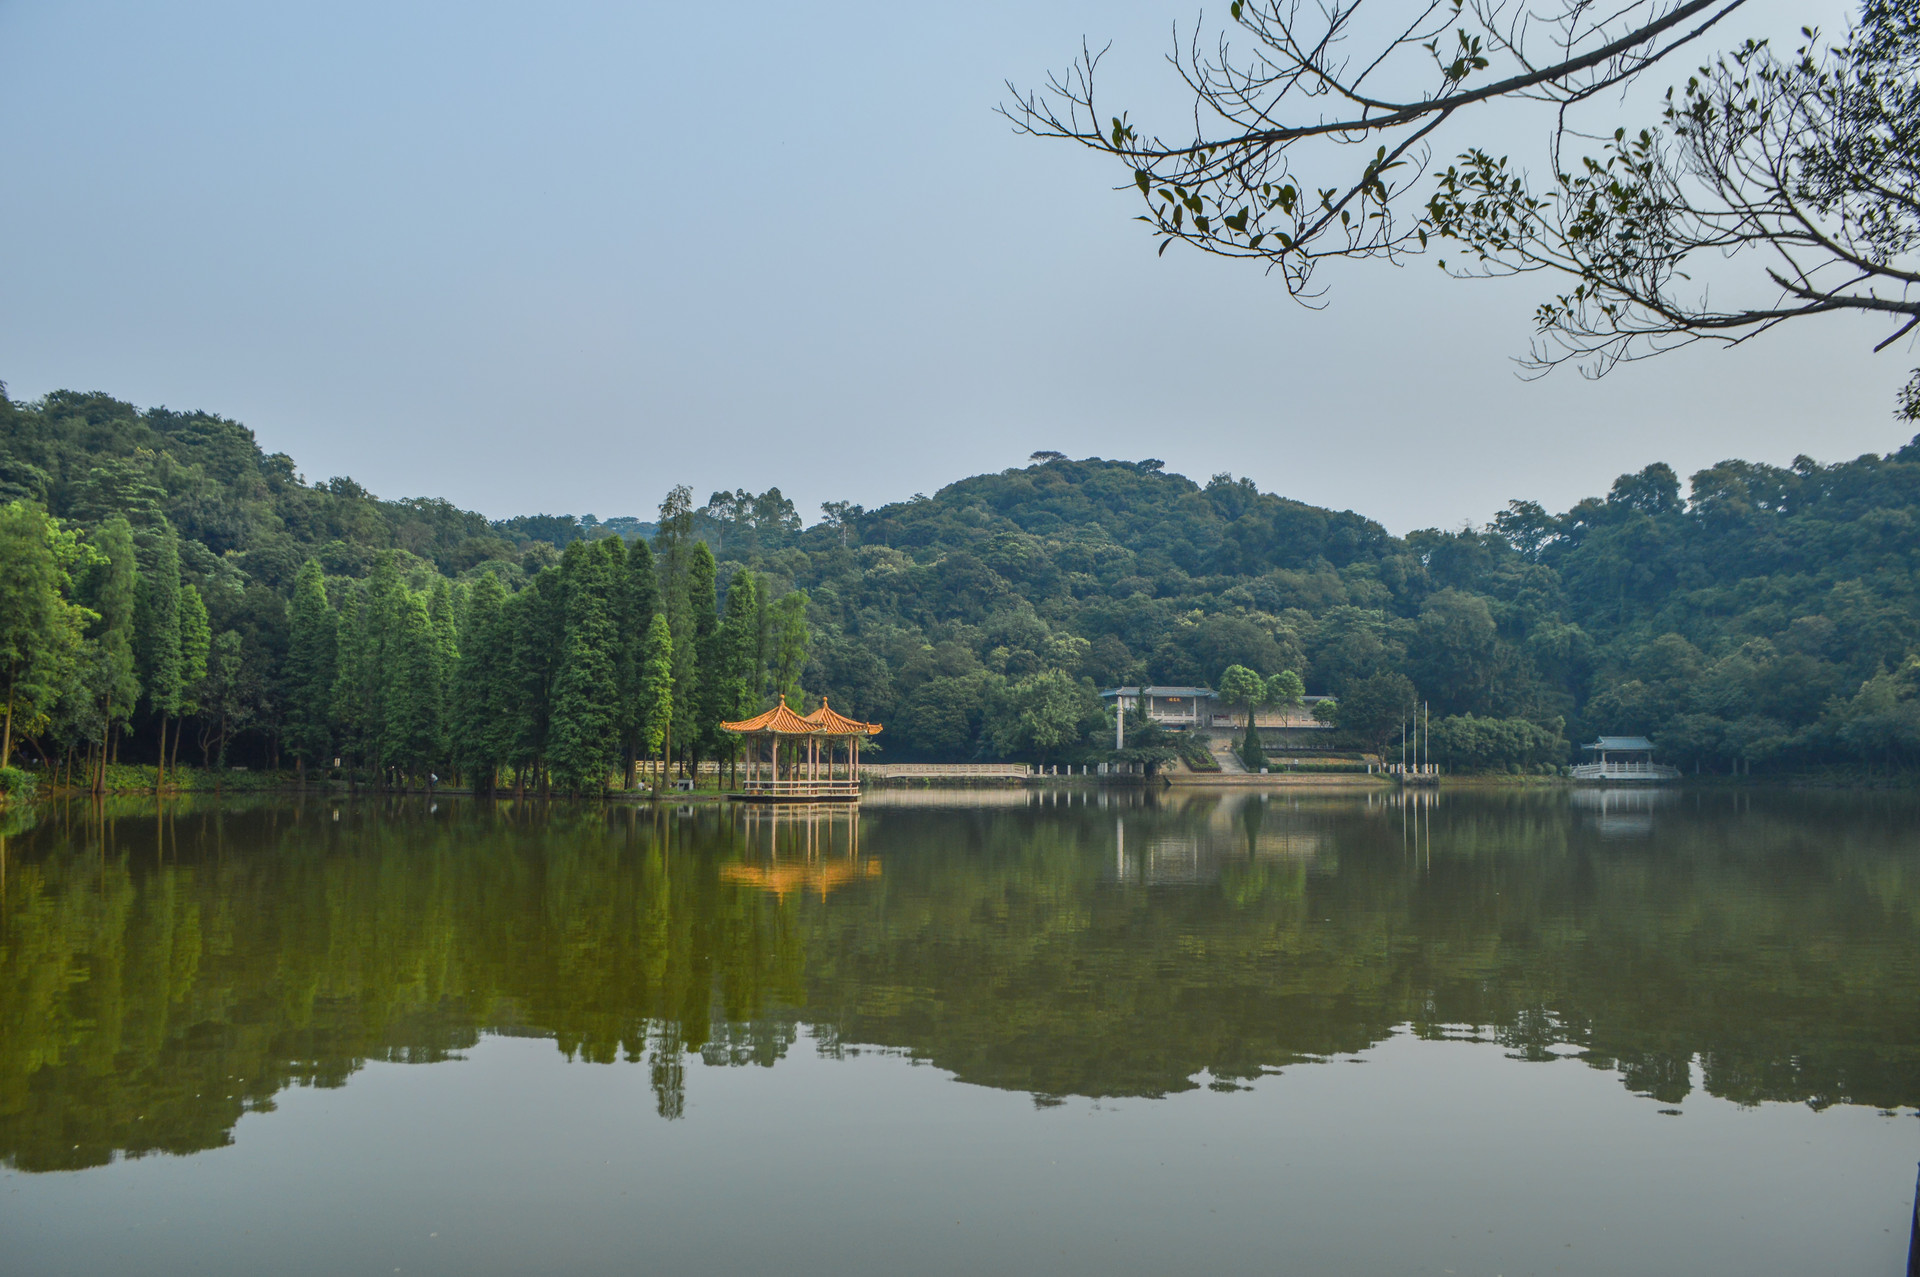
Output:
top-left (0, 801), bottom-right (809, 1168)
top-left (1, 792), bottom-right (1917, 1173)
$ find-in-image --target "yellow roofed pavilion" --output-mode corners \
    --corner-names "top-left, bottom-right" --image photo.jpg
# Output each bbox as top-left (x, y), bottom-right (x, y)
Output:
top-left (719, 697), bottom-right (881, 802)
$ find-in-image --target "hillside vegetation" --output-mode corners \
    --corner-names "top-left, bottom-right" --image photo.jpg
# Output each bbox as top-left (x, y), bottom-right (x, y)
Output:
top-left (2, 387), bottom-right (1918, 783)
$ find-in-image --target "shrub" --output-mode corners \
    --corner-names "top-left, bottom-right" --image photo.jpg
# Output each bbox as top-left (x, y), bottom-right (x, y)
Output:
top-left (1427, 714), bottom-right (1568, 772)
top-left (0, 766), bottom-right (39, 802)
top-left (1178, 736), bottom-right (1220, 772)
top-left (1240, 721), bottom-right (1267, 771)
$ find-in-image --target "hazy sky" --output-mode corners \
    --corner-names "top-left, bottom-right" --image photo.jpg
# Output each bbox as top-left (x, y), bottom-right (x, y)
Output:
top-left (1, 0), bottom-right (1902, 534)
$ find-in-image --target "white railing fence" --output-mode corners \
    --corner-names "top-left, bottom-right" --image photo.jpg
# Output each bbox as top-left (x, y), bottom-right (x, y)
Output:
top-left (1571, 762), bottom-right (1682, 780)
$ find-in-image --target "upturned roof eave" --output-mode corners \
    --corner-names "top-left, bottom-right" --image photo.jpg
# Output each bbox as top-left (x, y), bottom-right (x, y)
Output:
top-left (720, 698), bottom-right (882, 737)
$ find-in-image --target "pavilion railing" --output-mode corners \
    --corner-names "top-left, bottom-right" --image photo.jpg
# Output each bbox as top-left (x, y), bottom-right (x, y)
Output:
top-left (737, 778), bottom-right (863, 797)
top-left (1571, 762), bottom-right (1681, 781)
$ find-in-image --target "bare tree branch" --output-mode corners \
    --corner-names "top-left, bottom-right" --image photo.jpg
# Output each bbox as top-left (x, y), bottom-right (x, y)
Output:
top-left (1006, 0), bottom-right (1920, 403)
top-left (1002, 0), bottom-right (1753, 296)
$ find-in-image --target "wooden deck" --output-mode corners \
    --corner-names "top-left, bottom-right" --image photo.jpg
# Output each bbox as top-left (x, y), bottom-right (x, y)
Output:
top-left (731, 779), bottom-right (862, 802)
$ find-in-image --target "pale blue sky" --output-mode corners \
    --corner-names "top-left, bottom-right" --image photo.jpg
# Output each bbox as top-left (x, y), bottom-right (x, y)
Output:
top-left (0, 0), bottom-right (1899, 532)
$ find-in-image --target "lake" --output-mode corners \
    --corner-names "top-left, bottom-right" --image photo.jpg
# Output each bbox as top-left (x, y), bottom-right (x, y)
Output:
top-left (2, 787), bottom-right (1916, 1275)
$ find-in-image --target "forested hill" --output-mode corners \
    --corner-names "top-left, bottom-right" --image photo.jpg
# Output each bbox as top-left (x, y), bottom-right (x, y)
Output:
top-left (4, 386), bottom-right (1919, 780)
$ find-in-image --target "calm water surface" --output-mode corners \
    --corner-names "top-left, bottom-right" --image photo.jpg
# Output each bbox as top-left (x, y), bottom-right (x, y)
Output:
top-left (2, 787), bottom-right (1917, 1275)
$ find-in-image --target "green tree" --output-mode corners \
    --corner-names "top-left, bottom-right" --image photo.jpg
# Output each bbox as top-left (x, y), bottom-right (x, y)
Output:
top-left (1240, 718), bottom-right (1267, 772)
top-left (636, 613), bottom-right (674, 786)
top-left (329, 588), bottom-right (371, 771)
top-left (332, 553), bottom-right (407, 773)
top-left (1336, 672), bottom-right (1418, 757)
top-left (716, 570), bottom-right (761, 784)
top-left (79, 518), bottom-right (140, 788)
top-left (896, 672), bottom-right (998, 759)
top-left (506, 568), bottom-right (566, 793)
top-left (284, 559), bottom-right (337, 776)
top-left (1830, 655), bottom-right (1920, 769)
top-left (654, 489), bottom-right (699, 779)
top-left (618, 537), bottom-right (658, 785)
top-left (1218, 664), bottom-right (1265, 727)
top-left (134, 524), bottom-right (182, 785)
top-left (1266, 669), bottom-right (1305, 713)
top-left (174, 584), bottom-right (210, 773)
top-left (549, 539), bottom-right (623, 794)
top-left (380, 592), bottom-right (441, 785)
top-left (986, 668), bottom-right (1101, 763)
top-left (686, 541), bottom-right (720, 776)
top-left (0, 503), bottom-right (86, 770)
top-left (769, 590), bottom-right (810, 709)
top-left (196, 629), bottom-right (255, 767)
top-left (1409, 590), bottom-right (1504, 716)
top-left (449, 570), bottom-right (514, 792)
top-left (428, 578), bottom-right (460, 750)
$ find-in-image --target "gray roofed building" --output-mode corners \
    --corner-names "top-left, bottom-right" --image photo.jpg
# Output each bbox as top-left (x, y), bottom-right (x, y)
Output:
top-left (1584, 736), bottom-right (1656, 753)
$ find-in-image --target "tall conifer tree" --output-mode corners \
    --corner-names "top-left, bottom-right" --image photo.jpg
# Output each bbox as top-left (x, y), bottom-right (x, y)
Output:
top-left (449, 570), bottom-right (513, 791)
top-left (134, 524), bottom-right (182, 785)
top-left (717, 570), bottom-right (759, 785)
top-left (654, 487), bottom-right (698, 778)
top-left (769, 590), bottom-right (810, 709)
top-left (333, 552), bottom-right (405, 776)
top-left (687, 541), bottom-right (720, 775)
top-left (618, 537), bottom-right (656, 786)
top-left (329, 587), bottom-right (369, 772)
top-left (550, 539), bottom-right (623, 793)
top-left (81, 517), bottom-right (140, 786)
top-left (508, 565), bottom-right (565, 792)
top-left (381, 591), bottom-right (441, 784)
top-left (284, 559), bottom-right (337, 776)
top-left (175, 584), bottom-right (210, 773)
top-left (636, 613), bottom-right (673, 787)
top-left (428, 578), bottom-right (459, 761)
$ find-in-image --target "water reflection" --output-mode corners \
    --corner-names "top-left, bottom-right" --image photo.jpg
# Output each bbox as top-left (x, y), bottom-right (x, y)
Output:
top-left (1568, 785), bottom-right (1679, 838)
top-left (724, 804), bottom-right (877, 899)
top-left (1, 789), bottom-right (1916, 1173)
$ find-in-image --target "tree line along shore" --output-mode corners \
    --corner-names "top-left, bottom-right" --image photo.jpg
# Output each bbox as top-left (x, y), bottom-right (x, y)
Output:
top-left (3, 389), bottom-right (1919, 796)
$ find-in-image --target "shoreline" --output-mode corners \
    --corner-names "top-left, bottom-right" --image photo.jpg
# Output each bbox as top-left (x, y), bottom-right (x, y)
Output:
top-left (8, 766), bottom-right (1920, 805)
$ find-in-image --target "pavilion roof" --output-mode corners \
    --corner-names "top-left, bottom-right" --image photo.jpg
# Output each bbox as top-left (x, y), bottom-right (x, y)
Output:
top-left (1584, 735), bottom-right (1655, 752)
top-left (801, 698), bottom-right (882, 737)
top-left (718, 698), bottom-right (882, 737)
top-left (719, 703), bottom-right (818, 735)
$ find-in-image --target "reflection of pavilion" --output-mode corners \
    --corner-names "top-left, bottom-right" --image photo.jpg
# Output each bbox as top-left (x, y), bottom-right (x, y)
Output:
top-left (720, 699), bottom-right (882, 802)
top-left (722, 803), bottom-right (879, 900)
top-left (1570, 785), bottom-right (1676, 838)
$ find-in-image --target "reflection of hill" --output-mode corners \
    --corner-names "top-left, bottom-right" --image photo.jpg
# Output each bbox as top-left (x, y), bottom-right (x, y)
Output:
top-left (2, 791), bottom-right (1917, 1172)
